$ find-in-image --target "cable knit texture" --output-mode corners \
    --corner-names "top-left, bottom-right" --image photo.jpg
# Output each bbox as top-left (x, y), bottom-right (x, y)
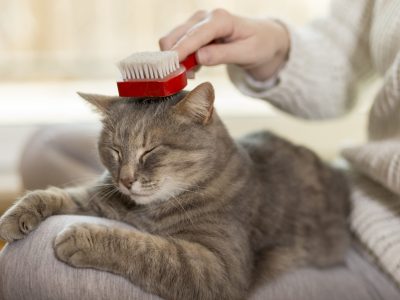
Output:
top-left (228, 0), bottom-right (400, 286)
top-left (350, 176), bottom-right (400, 286)
top-left (343, 140), bottom-right (400, 196)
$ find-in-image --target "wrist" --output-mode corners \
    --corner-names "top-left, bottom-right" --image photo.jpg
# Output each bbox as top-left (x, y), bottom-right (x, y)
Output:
top-left (273, 19), bottom-right (290, 64)
top-left (246, 19), bottom-right (290, 82)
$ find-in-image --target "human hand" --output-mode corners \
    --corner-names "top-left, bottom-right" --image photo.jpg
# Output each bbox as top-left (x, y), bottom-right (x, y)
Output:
top-left (159, 9), bottom-right (290, 81)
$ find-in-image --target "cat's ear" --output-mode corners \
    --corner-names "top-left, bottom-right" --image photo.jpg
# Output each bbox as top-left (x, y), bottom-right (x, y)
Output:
top-left (77, 92), bottom-right (119, 114)
top-left (174, 82), bottom-right (215, 125)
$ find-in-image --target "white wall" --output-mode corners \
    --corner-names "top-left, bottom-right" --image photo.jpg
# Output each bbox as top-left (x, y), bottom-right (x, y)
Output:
top-left (0, 0), bottom-right (329, 79)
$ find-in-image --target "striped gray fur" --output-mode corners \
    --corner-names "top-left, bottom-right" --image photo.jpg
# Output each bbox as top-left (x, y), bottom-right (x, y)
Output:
top-left (0, 82), bottom-right (350, 300)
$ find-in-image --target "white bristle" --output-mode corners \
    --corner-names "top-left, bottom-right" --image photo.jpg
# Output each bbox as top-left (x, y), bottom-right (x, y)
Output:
top-left (117, 51), bottom-right (180, 80)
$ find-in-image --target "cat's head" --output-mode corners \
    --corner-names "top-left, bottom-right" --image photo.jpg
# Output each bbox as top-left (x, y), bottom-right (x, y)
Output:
top-left (79, 82), bottom-right (229, 205)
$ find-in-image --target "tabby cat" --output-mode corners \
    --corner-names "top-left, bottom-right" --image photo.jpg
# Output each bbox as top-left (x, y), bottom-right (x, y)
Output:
top-left (0, 82), bottom-right (350, 300)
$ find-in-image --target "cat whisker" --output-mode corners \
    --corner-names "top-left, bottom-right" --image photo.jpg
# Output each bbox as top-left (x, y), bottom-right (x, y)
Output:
top-left (166, 191), bottom-right (195, 226)
top-left (101, 187), bottom-right (120, 200)
top-left (59, 175), bottom-right (102, 188)
top-left (85, 184), bottom-right (120, 206)
top-left (168, 180), bottom-right (207, 198)
top-left (93, 183), bottom-right (117, 188)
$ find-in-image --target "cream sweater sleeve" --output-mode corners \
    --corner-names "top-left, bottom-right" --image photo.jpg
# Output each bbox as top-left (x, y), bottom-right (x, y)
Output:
top-left (227, 0), bottom-right (374, 119)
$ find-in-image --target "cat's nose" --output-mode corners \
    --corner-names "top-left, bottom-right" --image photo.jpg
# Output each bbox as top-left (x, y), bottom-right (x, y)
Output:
top-left (121, 176), bottom-right (134, 189)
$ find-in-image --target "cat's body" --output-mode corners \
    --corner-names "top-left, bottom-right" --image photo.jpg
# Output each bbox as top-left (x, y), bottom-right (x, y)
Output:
top-left (0, 83), bottom-right (350, 300)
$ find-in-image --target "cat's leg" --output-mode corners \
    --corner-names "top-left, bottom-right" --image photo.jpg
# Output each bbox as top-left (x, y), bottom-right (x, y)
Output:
top-left (0, 184), bottom-right (104, 242)
top-left (251, 246), bottom-right (307, 287)
top-left (54, 223), bottom-right (248, 300)
top-left (251, 242), bottom-right (343, 288)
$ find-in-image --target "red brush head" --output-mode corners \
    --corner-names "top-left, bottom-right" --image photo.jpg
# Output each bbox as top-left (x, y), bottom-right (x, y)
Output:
top-left (117, 52), bottom-right (198, 98)
top-left (117, 67), bottom-right (187, 97)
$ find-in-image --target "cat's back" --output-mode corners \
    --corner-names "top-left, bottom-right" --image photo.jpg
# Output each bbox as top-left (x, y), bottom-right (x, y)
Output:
top-left (237, 130), bottom-right (350, 263)
top-left (237, 130), bottom-right (347, 195)
top-left (237, 130), bottom-right (321, 176)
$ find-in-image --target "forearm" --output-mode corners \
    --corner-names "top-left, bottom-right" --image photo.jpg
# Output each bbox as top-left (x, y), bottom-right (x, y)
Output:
top-left (131, 236), bottom-right (224, 298)
top-left (0, 185), bottom-right (94, 242)
top-left (39, 172), bottom-right (120, 216)
top-left (2, 185), bottom-right (96, 220)
top-left (229, 0), bottom-right (374, 119)
top-left (341, 54), bottom-right (400, 195)
top-left (368, 53), bottom-right (400, 140)
top-left (0, 180), bottom-right (108, 241)
top-left (55, 224), bottom-right (248, 300)
top-left (114, 231), bottom-right (243, 299)
top-left (55, 186), bottom-right (95, 215)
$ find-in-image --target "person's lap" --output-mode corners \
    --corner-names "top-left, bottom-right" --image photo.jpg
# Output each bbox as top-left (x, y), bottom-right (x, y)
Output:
top-left (0, 215), bottom-right (162, 300)
top-left (2, 124), bottom-right (398, 300)
top-left (1, 215), bottom-right (399, 300)
top-left (19, 124), bottom-right (103, 190)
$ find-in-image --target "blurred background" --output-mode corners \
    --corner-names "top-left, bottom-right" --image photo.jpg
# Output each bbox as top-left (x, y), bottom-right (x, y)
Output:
top-left (0, 0), bottom-right (378, 210)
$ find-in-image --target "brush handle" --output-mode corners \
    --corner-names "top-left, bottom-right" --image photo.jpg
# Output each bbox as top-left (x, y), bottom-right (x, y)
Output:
top-left (181, 53), bottom-right (198, 71)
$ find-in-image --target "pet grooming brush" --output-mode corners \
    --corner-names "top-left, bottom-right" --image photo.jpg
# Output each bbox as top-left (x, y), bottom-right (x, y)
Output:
top-left (117, 51), bottom-right (198, 97)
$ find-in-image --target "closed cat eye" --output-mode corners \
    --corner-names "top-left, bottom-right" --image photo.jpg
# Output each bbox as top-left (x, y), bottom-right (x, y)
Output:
top-left (140, 146), bottom-right (159, 162)
top-left (110, 147), bottom-right (122, 161)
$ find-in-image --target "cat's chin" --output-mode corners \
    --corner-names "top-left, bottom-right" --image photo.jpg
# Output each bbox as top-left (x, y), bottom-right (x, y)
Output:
top-left (118, 177), bottom-right (182, 205)
top-left (130, 193), bottom-right (165, 205)
top-left (117, 188), bottom-right (156, 204)
top-left (130, 186), bottom-right (183, 205)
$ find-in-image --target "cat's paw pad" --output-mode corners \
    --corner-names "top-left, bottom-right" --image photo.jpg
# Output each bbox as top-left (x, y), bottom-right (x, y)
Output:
top-left (54, 223), bottom-right (106, 268)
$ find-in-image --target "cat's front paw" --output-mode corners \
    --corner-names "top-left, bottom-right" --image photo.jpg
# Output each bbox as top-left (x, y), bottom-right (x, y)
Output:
top-left (0, 189), bottom-right (54, 242)
top-left (54, 223), bottom-right (108, 269)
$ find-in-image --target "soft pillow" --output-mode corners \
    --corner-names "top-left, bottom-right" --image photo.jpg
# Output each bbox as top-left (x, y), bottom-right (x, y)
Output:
top-left (349, 175), bottom-right (400, 285)
top-left (342, 139), bottom-right (400, 196)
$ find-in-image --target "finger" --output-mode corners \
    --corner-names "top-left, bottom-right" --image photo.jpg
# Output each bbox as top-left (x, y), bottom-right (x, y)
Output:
top-left (159, 10), bottom-right (208, 50)
top-left (172, 9), bottom-right (234, 61)
top-left (196, 40), bottom-right (252, 66)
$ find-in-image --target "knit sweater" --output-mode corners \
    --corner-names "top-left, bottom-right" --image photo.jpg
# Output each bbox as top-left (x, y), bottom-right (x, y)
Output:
top-left (228, 0), bottom-right (400, 286)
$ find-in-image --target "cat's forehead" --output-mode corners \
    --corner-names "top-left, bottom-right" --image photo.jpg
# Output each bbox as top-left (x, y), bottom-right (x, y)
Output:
top-left (114, 113), bottom-right (153, 132)
top-left (109, 109), bottom-right (171, 146)
top-left (107, 91), bottom-right (189, 127)
top-left (103, 90), bottom-right (191, 144)
top-left (119, 91), bottom-right (187, 110)
top-left (107, 92), bottom-right (185, 121)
